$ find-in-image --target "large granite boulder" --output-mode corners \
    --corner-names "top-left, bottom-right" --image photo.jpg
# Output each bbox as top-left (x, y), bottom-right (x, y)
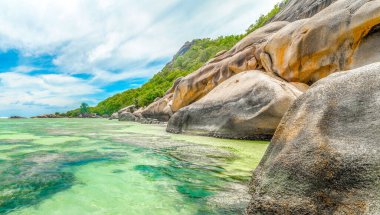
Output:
top-left (117, 105), bottom-right (137, 121)
top-left (118, 105), bottom-right (137, 115)
top-left (247, 63), bottom-right (380, 214)
top-left (165, 77), bottom-right (182, 95)
top-left (171, 21), bottom-right (289, 112)
top-left (109, 112), bottom-right (119, 120)
top-left (118, 112), bottom-right (136, 122)
top-left (132, 107), bottom-right (144, 118)
top-left (140, 93), bottom-right (173, 122)
top-left (167, 71), bottom-right (302, 140)
top-left (261, 0), bottom-right (380, 84)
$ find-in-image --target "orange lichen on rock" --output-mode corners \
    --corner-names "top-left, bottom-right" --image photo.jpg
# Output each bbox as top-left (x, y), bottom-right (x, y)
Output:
top-left (261, 0), bottom-right (380, 84)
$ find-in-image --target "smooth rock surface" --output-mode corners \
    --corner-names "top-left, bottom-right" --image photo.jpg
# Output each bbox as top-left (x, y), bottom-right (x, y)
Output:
top-left (165, 77), bottom-right (183, 95)
top-left (118, 112), bottom-right (136, 122)
top-left (140, 93), bottom-right (173, 122)
top-left (171, 22), bottom-right (289, 112)
top-left (351, 23), bottom-right (380, 69)
top-left (167, 71), bottom-right (302, 140)
top-left (247, 63), bottom-right (380, 214)
top-left (261, 0), bottom-right (380, 84)
top-left (109, 112), bottom-right (119, 120)
top-left (118, 105), bottom-right (137, 115)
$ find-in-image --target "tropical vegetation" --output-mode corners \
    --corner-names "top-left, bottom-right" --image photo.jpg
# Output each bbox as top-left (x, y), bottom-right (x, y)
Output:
top-left (66, 0), bottom-right (288, 117)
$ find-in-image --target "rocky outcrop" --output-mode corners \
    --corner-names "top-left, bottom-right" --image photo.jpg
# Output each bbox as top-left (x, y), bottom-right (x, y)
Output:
top-left (165, 41), bottom-right (195, 70)
top-left (117, 105), bottom-right (137, 121)
top-left (173, 41), bottom-right (195, 59)
top-left (271, 0), bottom-right (337, 22)
top-left (165, 77), bottom-right (182, 95)
top-left (170, 0), bottom-right (374, 113)
top-left (167, 71), bottom-right (302, 140)
top-left (109, 105), bottom-right (166, 123)
top-left (9, 116), bottom-right (26, 119)
top-left (112, 0), bottom-right (380, 124)
top-left (118, 112), bottom-right (137, 121)
top-left (78, 113), bottom-right (101, 118)
top-left (261, 0), bottom-right (380, 84)
top-left (137, 76), bottom-right (183, 122)
top-left (32, 114), bottom-right (63, 118)
top-left (109, 112), bottom-right (119, 120)
top-left (101, 114), bottom-right (110, 118)
top-left (132, 107), bottom-right (144, 118)
top-left (140, 93), bottom-right (173, 122)
top-left (351, 21), bottom-right (380, 69)
top-left (171, 21), bottom-right (289, 112)
top-left (247, 63), bottom-right (380, 214)
top-left (135, 117), bottom-right (163, 125)
top-left (118, 105), bottom-right (137, 115)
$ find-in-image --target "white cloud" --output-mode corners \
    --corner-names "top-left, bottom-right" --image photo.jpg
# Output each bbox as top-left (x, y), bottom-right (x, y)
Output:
top-left (0, 0), bottom-right (281, 73)
top-left (0, 72), bottom-right (100, 116)
top-left (10, 65), bottom-right (40, 73)
top-left (0, 0), bottom-right (282, 116)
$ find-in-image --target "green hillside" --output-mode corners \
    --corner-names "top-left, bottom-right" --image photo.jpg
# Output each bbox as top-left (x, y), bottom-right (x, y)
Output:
top-left (66, 36), bottom-right (242, 116)
top-left (66, 1), bottom-right (286, 117)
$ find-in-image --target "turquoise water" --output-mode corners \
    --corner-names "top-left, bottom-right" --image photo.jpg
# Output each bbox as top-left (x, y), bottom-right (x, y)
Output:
top-left (0, 119), bottom-right (268, 214)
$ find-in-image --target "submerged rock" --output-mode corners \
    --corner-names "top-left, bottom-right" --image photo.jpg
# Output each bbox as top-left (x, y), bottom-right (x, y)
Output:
top-left (247, 63), bottom-right (380, 214)
top-left (167, 71), bottom-right (302, 140)
top-left (207, 183), bottom-right (250, 214)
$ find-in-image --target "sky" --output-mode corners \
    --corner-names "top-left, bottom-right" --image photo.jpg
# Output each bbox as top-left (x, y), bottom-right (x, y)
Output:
top-left (0, 0), bottom-right (281, 117)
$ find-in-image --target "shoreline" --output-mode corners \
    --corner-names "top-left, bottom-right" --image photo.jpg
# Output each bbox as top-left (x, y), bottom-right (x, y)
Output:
top-left (5, 117), bottom-right (274, 141)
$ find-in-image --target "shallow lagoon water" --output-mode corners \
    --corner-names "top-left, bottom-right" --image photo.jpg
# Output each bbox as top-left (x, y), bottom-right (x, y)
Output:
top-left (0, 119), bottom-right (268, 214)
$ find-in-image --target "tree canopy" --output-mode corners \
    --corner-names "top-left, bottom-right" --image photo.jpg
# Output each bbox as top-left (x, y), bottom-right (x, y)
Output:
top-left (80, 103), bottom-right (90, 114)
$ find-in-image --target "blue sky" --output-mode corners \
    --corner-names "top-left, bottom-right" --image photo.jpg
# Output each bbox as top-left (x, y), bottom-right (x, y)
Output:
top-left (0, 0), bottom-right (281, 117)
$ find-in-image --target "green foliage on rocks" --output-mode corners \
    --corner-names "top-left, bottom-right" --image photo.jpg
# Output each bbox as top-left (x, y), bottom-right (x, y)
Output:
top-left (245, 1), bottom-right (288, 34)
